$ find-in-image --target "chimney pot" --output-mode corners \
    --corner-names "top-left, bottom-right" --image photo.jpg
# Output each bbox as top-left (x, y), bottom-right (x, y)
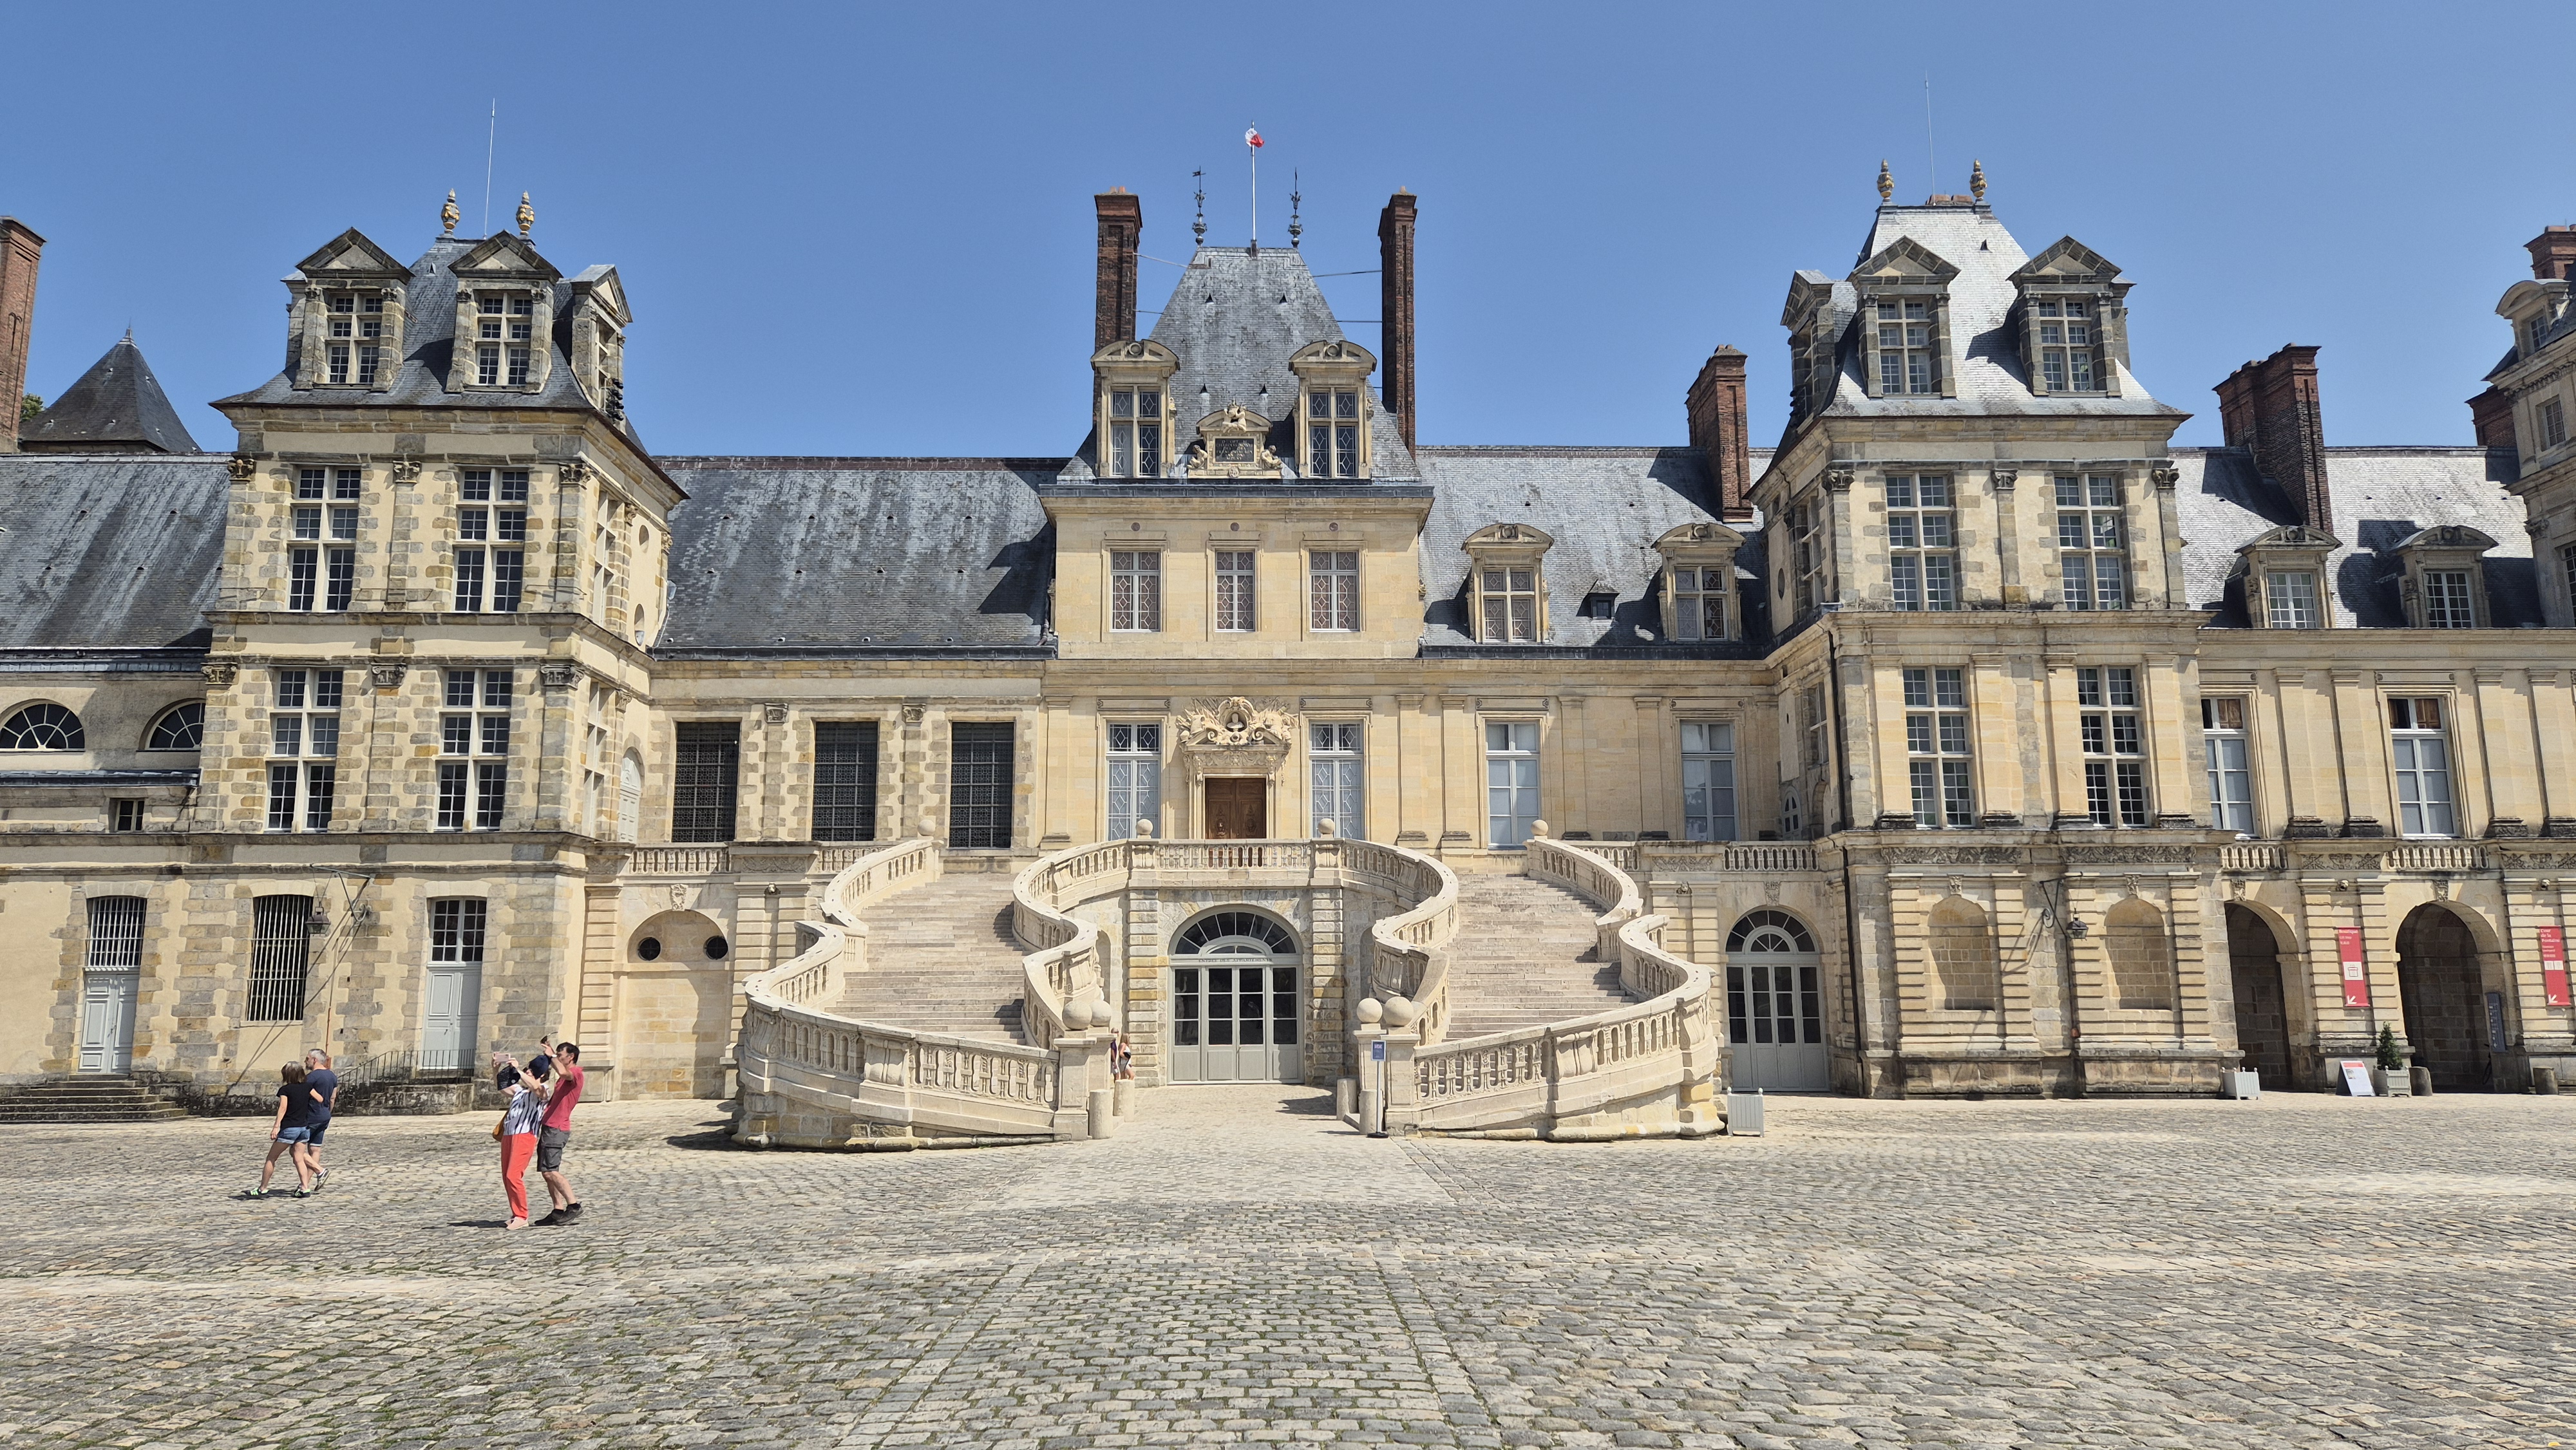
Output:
top-left (2214, 344), bottom-right (2330, 530)
top-left (1685, 346), bottom-right (1754, 521)
top-left (2527, 225), bottom-right (2576, 283)
top-left (1093, 192), bottom-right (1142, 350)
top-left (1378, 192), bottom-right (1419, 451)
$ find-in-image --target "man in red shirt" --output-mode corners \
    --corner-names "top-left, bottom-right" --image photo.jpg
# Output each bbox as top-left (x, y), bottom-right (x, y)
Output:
top-left (533, 1039), bottom-right (586, 1226)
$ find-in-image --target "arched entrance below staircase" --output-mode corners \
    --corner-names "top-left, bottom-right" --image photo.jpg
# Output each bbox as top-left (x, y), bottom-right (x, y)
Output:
top-left (1168, 908), bottom-right (1302, 1084)
top-left (2397, 903), bottom-right (2493, 1091)
top-left (2225, 903), bottom-right (2298, 1091)
top-left (1725, 910), bottom-right (1829, 1091)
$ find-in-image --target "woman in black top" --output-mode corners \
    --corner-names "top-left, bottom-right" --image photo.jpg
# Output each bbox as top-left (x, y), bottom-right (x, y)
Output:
top-left (244, 1061), bottom-right (325, 1200)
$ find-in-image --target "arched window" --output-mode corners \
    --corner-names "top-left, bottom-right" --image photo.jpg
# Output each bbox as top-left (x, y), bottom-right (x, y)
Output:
top-left (146, 702), bottom-right (205, 751)
top-left (1727, 909), bottom-right (1817, 954)
top-left (2104, 898), bottom-right (2173, 1011)
top-left (0, 702), bottom-right (84, 751)
top-left (1927, 897), bottom-right (1998, 1012)
top-left (1172, 910), bottom-right (1295, 956)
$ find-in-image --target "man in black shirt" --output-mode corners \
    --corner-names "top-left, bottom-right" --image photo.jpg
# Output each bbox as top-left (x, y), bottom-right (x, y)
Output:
top-left (245, 1061), bottom-right (325, 1200)
top-left (302, 1050), bottom-right (341, 1189)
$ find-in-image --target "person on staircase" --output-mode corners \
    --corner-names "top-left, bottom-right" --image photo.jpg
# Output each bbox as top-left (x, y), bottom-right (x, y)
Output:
top-left (301, 1050), bottom-right (340, 1189)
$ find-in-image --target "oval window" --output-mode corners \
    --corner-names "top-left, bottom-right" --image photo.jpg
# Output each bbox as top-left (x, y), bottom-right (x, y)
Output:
top-left (636, 936), bottom-right (662, 961)
top-left (705, 936), bottom-right (730, 961)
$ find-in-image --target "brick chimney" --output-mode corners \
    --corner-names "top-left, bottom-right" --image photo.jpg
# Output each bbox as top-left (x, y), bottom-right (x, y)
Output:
top-left (1378, 191), bottom-right (1417, 449)
top-left (2214, 344), bottom-right (2330, 531)
top-left (1685, 345), bottom-right (1754, 521)
top-left (0, 218), bottom-right (42, 454)
top-left (1093, 190), bottom-right (1141, 350)
top-left (2527, 225), bottom-right (2576, 282)
top-left (2468, 385), bottom-right (2517, 451)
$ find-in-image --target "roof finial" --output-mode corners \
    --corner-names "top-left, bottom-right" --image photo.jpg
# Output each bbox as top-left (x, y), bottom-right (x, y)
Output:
top-left (1877, 160), bottom-right (1893, 204)
top-left (1969, 159), bottom-right (1987, 203)
top-left (1289, 169), bottom-right (1303, 249)
top-left (515, 191), bottom-right (534, 239)
top-left (1191, 169), bottom-right (1207, 246)
top-left (441, 189), bottom-right (460, 236)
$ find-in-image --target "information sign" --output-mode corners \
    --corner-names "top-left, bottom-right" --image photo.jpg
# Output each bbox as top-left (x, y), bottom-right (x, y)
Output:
top-left (2336, 927), bottom-right (2370, 1008)
top-left (2487, 991), bottom-right (2509, 1051)
top-left (2340, 1059), bottom-right (2376, 1097)
top-left (2541, 926), bottom-right (2571, 1008)
top-left (1370, 1039), bottom-right (1386, 1062)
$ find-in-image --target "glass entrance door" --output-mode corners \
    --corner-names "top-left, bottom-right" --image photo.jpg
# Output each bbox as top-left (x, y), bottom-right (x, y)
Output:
top-left (1171, 961), bottom-right (1302, 1082)
top-left (1725, 910), bottom-right (1831, 1091)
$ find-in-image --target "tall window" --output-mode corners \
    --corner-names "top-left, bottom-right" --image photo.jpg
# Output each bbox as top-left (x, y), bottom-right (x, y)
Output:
top-left (1681, 720), bottom-right (1736, 842)
top-left (475, 294), bottom-right (504, 386)
top-left (247, 895), bottom-right (312, 1022)
top-left (2422, 570), bottom-right (2475, 628)
top-left (287, 543), bottom-right (319, 612)
top-left (1214, 551), bottom-right (1256, 632)
top-left (1800, 684), bottom-right (1828, 773)
top-left (672, 721), bottom-right (741, 843)
top-left (2389, 697), bottom-right (2456, 838)
top-left (2202, 698), bottom-right (2253, 834)
top-left (88, 896), bottom-right (146, 969)
top-left (2077, 666), bottom-right (2147, 827)
top-left (1672, 566), bottom-right (1725, 641)
top-left (266, 668), bottom-right (341, 833)
top-left (431, 899), bottom-right (488, 972)
top-left (474, 294), bottom-right (535, 386)
top-left (1105, 387), bottom-right (1164, 478)
top-left (1484, 721), bottom-right (1540, 848)
top-left (455, 469), bottom-right (528, 613)
top-left (1307, 388), bottom-right (1361, 478)
top-left (948, 722), bottom-right (1014, 849)
top-left (2264, 571), bottom-right (2320, 628)
top-left (2540, 397), bottom-right (2568, 451)
top-left (1885, 476), bottom-right (1956, 611)
top-left (1875, 297), bottom-right (1938, 394)
top-left (1106, 723), bottom-right (1161, 839)
top-left (1479, 567), bottom-right (1539, 643)
top-left (812, 722), bottom-right (879, 842)
top-left (437, 670), bottom-right (513, 831)
top-left (582, 687), bottom-right (610, 836)
top-left (1309, 551), bottom-right (1358, 632)
top-left (2056, 473), bottom-right (2126, 610)
top-left (1904, 667), bottom-right (1974, 827)
top-left (2033, 298), bottom-right (2099, 391)
top-left (1110, 551), bottom-right (1161, 632)
top-left (1311, 722), bottom-right (1363, 838)
top-left (1792, 499), bottom-right (1826, 615)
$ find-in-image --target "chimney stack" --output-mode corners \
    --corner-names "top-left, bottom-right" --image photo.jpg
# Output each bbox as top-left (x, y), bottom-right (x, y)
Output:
top-left (2214, 344), bottom-right (2331, 531)
top-left (0, 218), bottom-right (42, 454)
top-left (2467, 386), bottom-right (2517, 452)
top-left (1685, 346), bottom-right (1754, 522)
top-left (1093, 191), bottom-right (1141, 350)
top-left (1378, 191), bottom-right (1417, 449)
top-left (2527, 225), bottom-right (2576, 282)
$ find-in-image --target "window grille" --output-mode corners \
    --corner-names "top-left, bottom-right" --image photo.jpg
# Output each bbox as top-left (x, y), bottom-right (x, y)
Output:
top-left (2422, 570), bottom-right (2474, 628)
top-left (247, 895), bottom-right (312, 1022)
top-left (1214, 551), bottom-right (1255, 632)
top-left (948, 723), bottom-right (1014, 849)
top-left (86, 896), bottom-right (146, 969)
top-left (1310, 722), bottom-right (1363, 838)
top-left (812, 722), bottom-right (879, 842)
top-left (1875, 297), bottom-right (1939, 394)
top-left (1309, 551), bottom-right (1359, 632)
top-left (672, 721), bottom-right (741, 843)
top-left (1110, 551), bottom-right (1161, 632)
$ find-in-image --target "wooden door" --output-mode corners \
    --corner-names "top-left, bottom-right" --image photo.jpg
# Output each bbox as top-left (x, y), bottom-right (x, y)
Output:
top-left (1205, 777), bottom-right (1266, 840)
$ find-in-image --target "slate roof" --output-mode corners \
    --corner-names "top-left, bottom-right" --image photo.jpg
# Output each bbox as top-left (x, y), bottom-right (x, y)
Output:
top-left (1415, 446), bottom-right (1770, 654)
top-left (19, 334), bottom-right (200, 453)
top-left (1059, 246), bottom-right (1416, 484)
top-left (2171, 446), bottom-right (2536, 627)
top-left (215, 235), bottom-right (648, 455)
top-left (0, 453), bottom-right (228, 650)
top-left (1806, 203), bottom-right (2186, 422)
top-left (657, 460), bottom-right (1057, 654)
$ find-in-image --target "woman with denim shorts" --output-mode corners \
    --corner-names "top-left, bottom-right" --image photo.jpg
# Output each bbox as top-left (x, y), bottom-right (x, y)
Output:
top-left (245, 1061), bottom-right (324, 1200)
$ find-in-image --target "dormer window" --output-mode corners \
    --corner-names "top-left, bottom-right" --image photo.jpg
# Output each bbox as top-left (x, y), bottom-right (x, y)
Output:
top-left (1108, 389), bottom-right (1163, 477)
top-left (1654, 521), bottom-right (1743, 643)
top-left (1307, 390), bottom-right (1362, 478)
top-left (321, 294), bottom-right (385, 386)
top-left (1090, 339), bottom-right (1180, 479)
top-left (2011, 239), bottom-right (2131, 398)
top-left (1288, 339), bottom-right (1376, 480)
top-left (1875, 299), bottom-right (1938, 394)
top-left (1463, 522), bottom-right (1553, 644)
top-left (2392, 525), bottom-right (2499, 630)
top-left (2032, 299), bottom-right (2099, 391)
top-left (474, 294), bottom-right (535, 387)
top-left (1482, 567), bottom-right (1539, 641)
top-left (2236, 525), bottom-right (2339, 630)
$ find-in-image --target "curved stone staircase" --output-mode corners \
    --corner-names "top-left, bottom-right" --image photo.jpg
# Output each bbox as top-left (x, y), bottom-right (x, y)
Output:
top-left (1441, 872), bottom-right (1632, 1039)
top-left (840, 871), bottom-right (1028, 1044)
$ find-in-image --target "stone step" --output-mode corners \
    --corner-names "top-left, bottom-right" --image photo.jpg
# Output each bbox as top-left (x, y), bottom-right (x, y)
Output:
top-left (1442, 873), bottom-right (1633, 1040)
top-left (842, 873), bottom-right (1029, 1044)
top-left (0, 1078), bottom-right (191, 1123)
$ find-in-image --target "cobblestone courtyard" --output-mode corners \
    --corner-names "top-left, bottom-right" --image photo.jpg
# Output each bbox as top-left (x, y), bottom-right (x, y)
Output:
top-left (3, 1090), bottom-right (2572, 1449)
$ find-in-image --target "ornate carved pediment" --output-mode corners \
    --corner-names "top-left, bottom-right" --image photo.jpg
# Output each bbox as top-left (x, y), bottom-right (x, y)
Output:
top-left (1177, 696), bottom-right (1295, 755)
top-left (1187, 405), bottom-right (1281, 479)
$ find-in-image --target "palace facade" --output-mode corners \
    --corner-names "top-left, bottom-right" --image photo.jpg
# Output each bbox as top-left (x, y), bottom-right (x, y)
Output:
top-left (3, 176), bottom-right (2573, 1127)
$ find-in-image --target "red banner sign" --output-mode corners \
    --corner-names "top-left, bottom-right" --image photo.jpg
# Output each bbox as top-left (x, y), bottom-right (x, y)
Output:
top-left (2338, 927), bottom-right (2371, 1008)
top-left (2541, 926), bottom-right (2571, 1008)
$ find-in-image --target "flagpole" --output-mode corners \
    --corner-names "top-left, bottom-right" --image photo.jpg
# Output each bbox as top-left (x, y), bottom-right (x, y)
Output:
top-left (1249, 134), bottom-right (1258, 248)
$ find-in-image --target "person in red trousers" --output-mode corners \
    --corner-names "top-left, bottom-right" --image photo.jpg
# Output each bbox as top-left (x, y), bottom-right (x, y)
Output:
top-left (492, 1051), bottom-right (549, 1229)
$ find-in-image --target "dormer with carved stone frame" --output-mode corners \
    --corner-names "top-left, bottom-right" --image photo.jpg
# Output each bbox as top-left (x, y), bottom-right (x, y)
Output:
top-left (2009, 237), bottom-right (2132, 398)
top-left (1851, 238), bottom-right (1958, 400)
top-left (2392, 525), bottom-right (2499, 629)
top-left (1779, 271), bottom-right (1840, 429)
top-left (1092, 338), bottom-right (1178, 480)
top-left (567, 265), bottom-right (632, 422)
top-left (1186, 404), bottom-right (1282, 481)
top-left (287, 230), bottom-right (408, 393)
top-left (444, 234), bottom-right (561, 395)
top-left (1463, 522), bottom-right (1553, 643)
top-left (1653, 521), bottom-right (1743, 644)
top-left (1287, 339), bottom-right (1377, 480)
top-left (2499, 278), bottom-right (2567, 367)
top-left (2233, 525), bottom-right (2340, 629)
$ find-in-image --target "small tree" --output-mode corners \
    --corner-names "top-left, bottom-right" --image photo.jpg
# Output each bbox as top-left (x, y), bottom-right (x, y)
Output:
top-left (2374, 1024), bottom-right (2403, 1071)
top-left (19, 393), bottom-right (41, 425)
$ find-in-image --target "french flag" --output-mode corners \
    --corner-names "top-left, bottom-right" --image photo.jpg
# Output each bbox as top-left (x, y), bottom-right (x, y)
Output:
top-left (1244, 126), bottom-right (1263, 149)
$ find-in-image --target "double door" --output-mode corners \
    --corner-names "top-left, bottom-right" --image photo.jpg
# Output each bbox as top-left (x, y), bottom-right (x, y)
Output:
top-left (423, 965), bottom-right (481, 1071)
top-left (1727, 955), bottom-right (1831, 1091)
top-left (1170, 959), bottom-right (1301, 1082)
top-left (77, 973), bottom-right (137, 1073)
top-left (1204, 777), bottom-right (1267, 839)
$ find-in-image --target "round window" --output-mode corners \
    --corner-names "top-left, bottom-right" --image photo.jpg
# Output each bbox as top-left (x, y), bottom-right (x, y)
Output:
top-left (636, 936), bottom-right (662, 961)
top-left (706, 936), bottom-right (730, 961)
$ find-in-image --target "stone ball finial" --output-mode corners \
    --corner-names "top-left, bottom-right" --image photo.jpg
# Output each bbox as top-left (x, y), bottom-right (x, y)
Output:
top-left (1316, 818), bottom-right (1337, 839)
top-left (440, 189), bottom-right (459, 236)
top-left (1133, 818), bottom-right (1155, 839)
top-left (516, 191), bottom-right (535, 238)
top-left (1969, 158), bottom-right (1988, 203)
top-left (1383, 995), bottom-right (1417, 1029)
top-left (1356, 997), bottom-right (1383, 1026)
top-left (1877, 160), bottom-right (1893, 203)
top-left (921, 814), bottom-right (940, 839)
top-left (1530, 820), bottom-right (1551, 840)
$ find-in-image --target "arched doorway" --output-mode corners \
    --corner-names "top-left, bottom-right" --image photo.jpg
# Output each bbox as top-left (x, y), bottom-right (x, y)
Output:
top-left (617, 910), bottom-right (735, 1098)
top-left (1725, 910), bottom-right (1828, 1091)
top-left (2224, 903), bottom-right (2297, 1091)
top-left (2397, 903), bottom-right (2492, 1092)
top-left (1168, 909), bottom-right (1301, 1084)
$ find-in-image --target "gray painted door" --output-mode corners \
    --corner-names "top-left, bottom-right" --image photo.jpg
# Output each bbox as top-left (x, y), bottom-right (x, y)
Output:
top-left (423, 965), bottom-right (479, 1071)
top-left (1727, 952), bottom-right (1830, 1091)
top-left (1170, 960), bottom-right (1302, 1083)
top-left (77, 973), bottom-right (137, 1074)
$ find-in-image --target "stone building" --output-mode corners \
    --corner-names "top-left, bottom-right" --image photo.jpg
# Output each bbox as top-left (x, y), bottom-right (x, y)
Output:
top-left (1, 173), bottom-right (2570, 1130)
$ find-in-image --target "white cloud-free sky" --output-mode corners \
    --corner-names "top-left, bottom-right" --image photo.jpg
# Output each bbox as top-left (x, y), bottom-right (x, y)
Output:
top-left (4, 1), bottom-right (2564, 456)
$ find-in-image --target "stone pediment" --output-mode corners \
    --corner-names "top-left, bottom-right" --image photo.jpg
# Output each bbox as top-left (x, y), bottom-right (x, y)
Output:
top-left (2239, 523), bottom-right (2340, 552)
top-left (571, 265), bottom-right (630, 325)
top-left (1092, 337), bottom-right (1177, 367)
top-left (294, 229), bottom-right (407, 281)
top-left (452, 232), bottom-right (562, 283)
top-left (2012, 236), bottom-right (2123, 284)
top-left (1177, 696), bottom-right (1294, 753)
top-left (1653, 520), bottom-right (1744, 552)
top-left (1781, 270), bottom-right (1837, 328)
top-left (1289, 338), bottom-right (1376, 370)
top-left (1463, 521), bottom-right (1555, 552)
top-left (1187, 404), bottom-right (1280, 478)
top-left (2393, 524), bottom-right (2499, 554)
top-left (1850, 237), bottom-right (1958, 285)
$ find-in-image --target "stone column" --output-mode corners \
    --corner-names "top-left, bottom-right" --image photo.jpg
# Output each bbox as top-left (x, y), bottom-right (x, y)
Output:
top-left (2329, 671), bottom-right (2392, 836)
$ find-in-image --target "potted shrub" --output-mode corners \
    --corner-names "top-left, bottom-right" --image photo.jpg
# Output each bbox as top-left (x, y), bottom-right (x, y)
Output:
top-left (2371, 1026), bottom-right (2407, 1097)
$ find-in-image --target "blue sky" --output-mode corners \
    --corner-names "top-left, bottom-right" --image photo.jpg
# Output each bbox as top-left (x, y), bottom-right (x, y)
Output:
top-left (3, 3), bottom-right (2564, 457)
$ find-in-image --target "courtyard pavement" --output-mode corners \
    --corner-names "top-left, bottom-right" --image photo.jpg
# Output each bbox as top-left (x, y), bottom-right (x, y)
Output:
top-left (2, 1088), bottom-right (2572, 1449)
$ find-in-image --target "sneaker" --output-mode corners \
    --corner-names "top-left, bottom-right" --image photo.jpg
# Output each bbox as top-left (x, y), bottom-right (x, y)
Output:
top-left (291, 1188), bottom-right (310, 1199)
top-left (561, 1202), bottom-right (583, 1222)
top-left (535, 1208), bottom-right (565, 1227)
top-left (238, 1187), bottom-right (269, 1200)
